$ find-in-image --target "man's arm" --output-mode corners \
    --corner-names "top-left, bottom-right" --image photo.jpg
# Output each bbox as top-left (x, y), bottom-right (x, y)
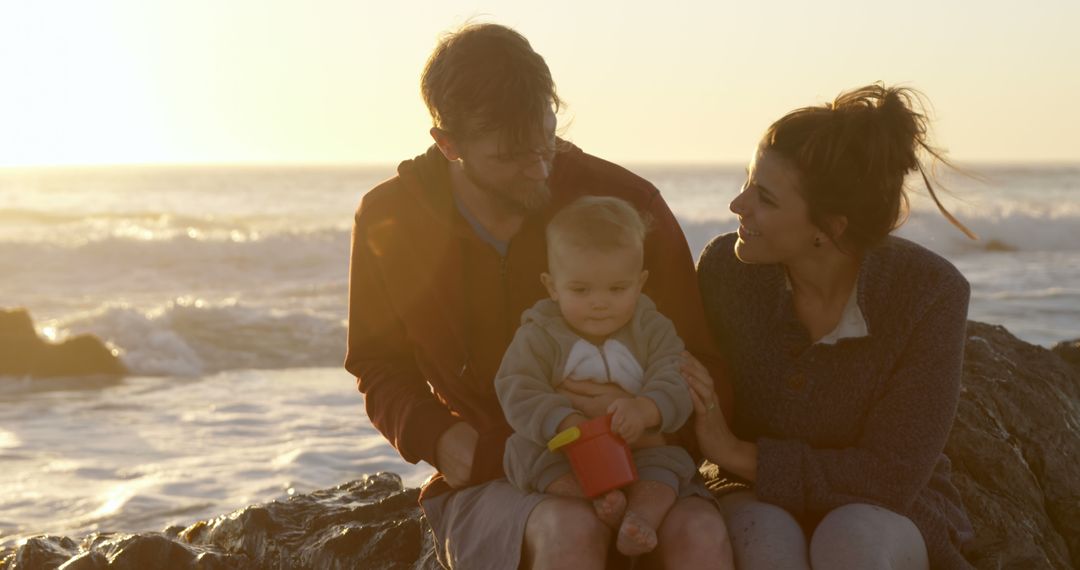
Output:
top-left (432, 422), bottom-right (479, 487)
top-left (641, 192), bottom-right (733, 420)
top-left (346, 205), bottom-right (463, 479)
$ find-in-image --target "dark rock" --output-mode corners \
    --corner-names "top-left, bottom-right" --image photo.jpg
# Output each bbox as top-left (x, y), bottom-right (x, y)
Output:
top-left (0, 473), bottom-right (436, 570)
top-left (983, 239), bottom-right (1018, 252)
top-left (50, 550), bottom-right (108, 570)
top-left (104, 534), bottom-right (197, 570)
top-left (1051, 338), bottom-right (1080, 369)
top-left (0, 308), bottom-right (126, 378)
top-left (2, 322), bottom-right (1078, 569)
top-left (0, 309), bottom-right (40, 377)
top-left (52, 550), bottom-right (107, 570)
top-left (951, 322), bottom-right (1080, 569)
top-left (1, 536), bottom-right (77, 569)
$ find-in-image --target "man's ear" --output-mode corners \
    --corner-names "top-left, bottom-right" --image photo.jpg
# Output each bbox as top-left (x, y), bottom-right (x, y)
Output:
top-left (430, 128), bottom-right (462, 161)
top-left (540, 272), bottom-right (558, 301)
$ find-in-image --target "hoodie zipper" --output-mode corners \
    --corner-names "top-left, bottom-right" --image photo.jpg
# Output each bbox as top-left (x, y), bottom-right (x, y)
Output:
top-left (598, 343), bottom-right (612, 382)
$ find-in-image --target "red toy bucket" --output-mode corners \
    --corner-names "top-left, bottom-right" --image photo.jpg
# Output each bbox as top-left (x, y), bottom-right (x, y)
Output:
top-left (549, 414), bottom-right (637, 498)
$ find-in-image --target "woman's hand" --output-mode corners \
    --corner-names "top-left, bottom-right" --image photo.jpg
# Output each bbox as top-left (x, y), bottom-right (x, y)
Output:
top-left (681, 351), bottom-right (752, 477)
top-left (556, 379), bottom-right (633, 418)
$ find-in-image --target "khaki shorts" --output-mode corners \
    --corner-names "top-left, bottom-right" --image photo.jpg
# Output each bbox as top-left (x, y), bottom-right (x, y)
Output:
top-left (421, 479), bottom-right (547, 570)
top-left (421, 477), bottom-right (715, 569)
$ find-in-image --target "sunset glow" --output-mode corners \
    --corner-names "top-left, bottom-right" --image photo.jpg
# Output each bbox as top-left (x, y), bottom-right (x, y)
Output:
top-left (2, 0), bottom-right (1078, 166)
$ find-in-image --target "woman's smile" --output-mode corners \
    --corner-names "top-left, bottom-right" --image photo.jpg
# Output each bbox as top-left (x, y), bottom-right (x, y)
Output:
top-left (738, 224), bottom-right (762, 239)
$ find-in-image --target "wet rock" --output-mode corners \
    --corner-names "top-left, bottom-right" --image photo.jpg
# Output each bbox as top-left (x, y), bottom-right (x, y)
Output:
top-left (0, 473), bottom-right (435, 570)
top-left (0, 308), bottom-right (126, 378)
top-left (49, 550), bottom-right (107, 570)
top-left (1, 536), bottom-right (77, 570)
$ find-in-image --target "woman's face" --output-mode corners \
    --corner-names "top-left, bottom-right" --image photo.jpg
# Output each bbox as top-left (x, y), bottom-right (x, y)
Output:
top-left (729, 148), bottom-right (821, 264)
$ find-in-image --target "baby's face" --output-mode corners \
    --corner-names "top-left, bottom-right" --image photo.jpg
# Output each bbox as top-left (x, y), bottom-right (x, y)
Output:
top-left (543, 245), bottom-right (647, 343)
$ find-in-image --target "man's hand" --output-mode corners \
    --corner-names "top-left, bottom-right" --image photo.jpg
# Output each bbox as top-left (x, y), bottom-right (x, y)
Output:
top-left (557, 379), bottom-right (633, 417)
top-left (607, 396), bottom-right (660, 444)
top-left (434, 421), bottom-right (479, 488)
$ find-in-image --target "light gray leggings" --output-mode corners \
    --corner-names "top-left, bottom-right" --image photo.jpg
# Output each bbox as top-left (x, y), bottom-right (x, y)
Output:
top-left (719, 491), bottom-right (929, 570)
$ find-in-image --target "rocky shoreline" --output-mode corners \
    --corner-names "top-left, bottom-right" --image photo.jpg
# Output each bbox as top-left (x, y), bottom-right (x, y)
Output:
top-left (2, 320), bottom-right (1078, 569)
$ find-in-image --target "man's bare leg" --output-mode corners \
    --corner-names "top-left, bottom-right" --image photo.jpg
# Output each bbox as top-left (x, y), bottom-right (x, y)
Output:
top-left (616, 480), bottom-right (676, 556)
top-left (522, 495), bottom-right (611, 570)
top-left (642, 496), bottom-right (734, 569)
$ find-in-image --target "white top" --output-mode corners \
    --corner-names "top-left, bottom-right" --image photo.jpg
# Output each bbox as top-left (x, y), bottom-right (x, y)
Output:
top-left (785, 275), bottom-right (869, 345)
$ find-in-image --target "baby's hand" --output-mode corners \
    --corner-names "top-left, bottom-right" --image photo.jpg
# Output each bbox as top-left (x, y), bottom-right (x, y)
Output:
top-left (607, 397), bottom-right (650, 444)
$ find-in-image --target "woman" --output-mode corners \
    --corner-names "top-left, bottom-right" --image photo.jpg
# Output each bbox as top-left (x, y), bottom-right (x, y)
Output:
top-left (683, 84), bottom-right (976, 569)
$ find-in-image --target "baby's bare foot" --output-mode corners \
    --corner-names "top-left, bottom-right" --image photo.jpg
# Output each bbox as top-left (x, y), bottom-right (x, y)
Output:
top-left (591, 490), bottom-right (627, 529)
top-left (616, 510), bottom-right (658, 556)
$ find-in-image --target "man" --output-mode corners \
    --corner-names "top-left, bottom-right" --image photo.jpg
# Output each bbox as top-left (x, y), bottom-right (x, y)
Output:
top-left (346, 22), bottom-right (733, 569)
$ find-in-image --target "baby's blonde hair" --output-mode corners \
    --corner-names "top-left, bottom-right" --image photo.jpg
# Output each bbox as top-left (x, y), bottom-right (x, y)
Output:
top-left (546, 196), bottom-right (650, 269)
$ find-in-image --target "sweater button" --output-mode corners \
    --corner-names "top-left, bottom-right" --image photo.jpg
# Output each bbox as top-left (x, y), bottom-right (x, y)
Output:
top-left (787, 373), bottom-right (806, 390)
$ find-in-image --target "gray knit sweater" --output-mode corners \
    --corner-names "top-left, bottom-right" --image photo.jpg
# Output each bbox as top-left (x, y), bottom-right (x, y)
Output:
top-left (698, 233), bottom-right (974, 570)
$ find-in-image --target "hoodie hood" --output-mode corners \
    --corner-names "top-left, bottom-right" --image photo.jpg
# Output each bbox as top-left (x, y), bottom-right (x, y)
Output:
top-left (520, 298), bottom-right (566, 328)
top-left (394, 145), bottom-right (459, 232)
top-left (518, 298), bottom-right (584, 347)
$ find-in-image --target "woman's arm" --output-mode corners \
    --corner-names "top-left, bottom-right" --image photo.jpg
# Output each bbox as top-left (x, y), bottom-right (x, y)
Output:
top-left (682, 351), bottom-right (757, 481)
top-left (759, 280), bottom-right (969, 515)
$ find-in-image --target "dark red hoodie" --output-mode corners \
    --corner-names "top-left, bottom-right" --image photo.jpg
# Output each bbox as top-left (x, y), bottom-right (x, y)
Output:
top-left (346, 143), bottom-right (731, 499)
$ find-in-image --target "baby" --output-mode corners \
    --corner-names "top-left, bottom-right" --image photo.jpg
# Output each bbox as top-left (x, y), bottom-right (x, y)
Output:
top-left (494, 195), bottom-right (697, 556)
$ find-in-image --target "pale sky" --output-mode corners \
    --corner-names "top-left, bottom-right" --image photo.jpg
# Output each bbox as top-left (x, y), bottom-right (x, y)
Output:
top-left (2, 0), bottom-right (1078, 167)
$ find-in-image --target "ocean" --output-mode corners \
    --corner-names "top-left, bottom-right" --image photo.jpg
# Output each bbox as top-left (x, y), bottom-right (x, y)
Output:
top-left (1, 162), bottom-right (1078, 546)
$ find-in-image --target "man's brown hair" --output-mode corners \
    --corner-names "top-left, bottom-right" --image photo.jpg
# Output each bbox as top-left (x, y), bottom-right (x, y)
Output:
top-left (421, 23), bottom-right (562, 156)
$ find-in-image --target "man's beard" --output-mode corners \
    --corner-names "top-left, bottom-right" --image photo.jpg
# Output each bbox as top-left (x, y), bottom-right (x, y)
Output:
top-left (463, 162), bottom-right (551, 216)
